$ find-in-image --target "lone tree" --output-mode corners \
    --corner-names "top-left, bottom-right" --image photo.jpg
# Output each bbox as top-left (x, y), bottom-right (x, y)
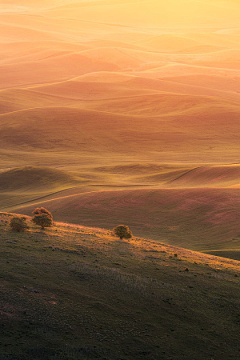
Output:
top-left (10, 216), bottom-right (29, 232)
top-left (32, 207), bottom-right (53, 230)
top-left (113, 225), bottom-right (132, 240)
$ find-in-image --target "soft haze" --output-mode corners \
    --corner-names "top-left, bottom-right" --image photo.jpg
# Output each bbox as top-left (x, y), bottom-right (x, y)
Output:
top-left (1, 0), bottom-right (240, 248)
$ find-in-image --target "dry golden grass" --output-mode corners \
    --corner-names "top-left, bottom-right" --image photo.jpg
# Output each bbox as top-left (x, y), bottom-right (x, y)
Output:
top-left (8, 186), bottom-right (240, 258)
top-left (1, 211), bottom-right (240, 359)
top-left (1, 7), bottom-right (240, 355)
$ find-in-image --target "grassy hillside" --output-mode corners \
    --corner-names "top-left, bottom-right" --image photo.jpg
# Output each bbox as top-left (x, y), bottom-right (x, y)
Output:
top-left (3, 163), bottom-right (240, 261)
top-left (1, 212), bottom-right (240, 360)
top-left (2, 4), bottom-right (240, 358)
top-left (13, 187), bottom-right (240, 257)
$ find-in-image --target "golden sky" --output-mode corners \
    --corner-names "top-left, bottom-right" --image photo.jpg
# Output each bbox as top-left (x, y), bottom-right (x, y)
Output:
top-left (2, 0), bottom-right (240, 29)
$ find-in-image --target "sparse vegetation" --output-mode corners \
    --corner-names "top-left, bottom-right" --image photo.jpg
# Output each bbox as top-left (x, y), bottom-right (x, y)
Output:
top-left (32, 207), bottom-right (53, 230)
top-left (2, 1), bottom-right (240, 358)
top-left (9, 216), bottom-right (29, 232)
top-left (1, 212), bottom-right (240, 360)
top-left (113, 224), bottom-right (132, 240)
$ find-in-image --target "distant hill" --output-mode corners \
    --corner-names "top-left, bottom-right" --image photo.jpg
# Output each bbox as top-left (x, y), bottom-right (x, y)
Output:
top-left (0, 166), bottom-right (80, 192)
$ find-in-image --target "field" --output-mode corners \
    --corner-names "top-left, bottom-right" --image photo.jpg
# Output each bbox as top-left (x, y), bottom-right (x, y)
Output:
top-left (1, 2), bottom-right (240, 255)
top-left (1, 213), bottom-right (240, 360)
top-left (1, 1), bottom-right (240, 359)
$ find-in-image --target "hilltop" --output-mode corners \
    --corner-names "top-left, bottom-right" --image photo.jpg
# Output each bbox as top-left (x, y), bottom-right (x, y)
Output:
top-left (1, 212), bottom-right (240, 359)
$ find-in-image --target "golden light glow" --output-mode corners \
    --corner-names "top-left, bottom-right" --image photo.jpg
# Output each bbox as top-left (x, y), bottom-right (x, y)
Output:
top-left (0, 0), bottom-right (240, 164)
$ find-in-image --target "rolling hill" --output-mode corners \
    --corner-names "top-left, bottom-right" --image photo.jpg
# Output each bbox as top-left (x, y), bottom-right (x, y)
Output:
top-left (0, 166), bottom-right (81, 192)
top-left (1, 0), bottom-right (240, 262)
top-left (1, 213), bottom-right (240, 359)
top-left (2, 1), bottom-right (240, 358)
top-left (0, 93), bottom-right (240, 165)
top-left (1, 1), bottom-right (240, 262)
top-left (10, 187), bottom-right (240, 257)
top-left (2, 162), bottom-right (240, 260)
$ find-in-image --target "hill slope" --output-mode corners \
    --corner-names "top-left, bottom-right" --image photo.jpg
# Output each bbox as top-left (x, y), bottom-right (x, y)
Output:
top-left (1, 212), bottom-right (240, 360)
top-left (13, 187), bottom-right (240, 255)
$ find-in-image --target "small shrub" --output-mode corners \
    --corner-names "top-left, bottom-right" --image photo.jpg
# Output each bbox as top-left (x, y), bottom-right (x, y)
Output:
top-left (32, 207), bottom-right (53, 230)
top-left (113, 225), bottom-right (132, 240)
top-left (10, 217), bottom-right (29, 232)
